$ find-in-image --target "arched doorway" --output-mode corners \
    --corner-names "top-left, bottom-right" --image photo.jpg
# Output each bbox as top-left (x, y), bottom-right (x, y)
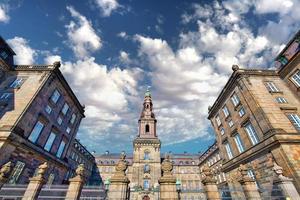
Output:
top-left (143, 195), bottom-right (150, 200)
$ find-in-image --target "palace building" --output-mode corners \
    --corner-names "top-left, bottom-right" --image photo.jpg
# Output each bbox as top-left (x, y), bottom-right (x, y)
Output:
top-left (95, 90), bottom-right (204, 200)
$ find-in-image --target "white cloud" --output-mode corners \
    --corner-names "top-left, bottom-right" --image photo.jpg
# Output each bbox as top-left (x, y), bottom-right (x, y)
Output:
top-left (117, 31), bottom-right (129, 40)
top-left (95, 0), bottom-right (119, 17)
top-left (60, 57), bottom-right (143, 146)
top-left (7, 37), bottom-right (37, 65)
top-left (44, 55), bottom-right (62, 64)
top-left (66, 6), bottom-right (102, 59)
top-left (0, 4), bottom-right (9, 23)
top-left (255, 0), bottom-right (293, 15)
top-left (119, 50), bottom-right (131, 63)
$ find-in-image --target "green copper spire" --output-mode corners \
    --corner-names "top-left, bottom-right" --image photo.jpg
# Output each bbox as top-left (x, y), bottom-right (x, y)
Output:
top-left (145, 86), bottom-right (151, 97)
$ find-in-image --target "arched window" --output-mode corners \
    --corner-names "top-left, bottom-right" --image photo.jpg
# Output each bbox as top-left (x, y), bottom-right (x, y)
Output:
top-left (144, 164), bottom-right (150, 173)
top-left (145, 124), bottom-right (150, 133)
top-left (144, 151), bottom-right (150, 160)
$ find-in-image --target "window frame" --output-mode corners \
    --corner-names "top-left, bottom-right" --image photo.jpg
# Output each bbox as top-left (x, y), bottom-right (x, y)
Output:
top-left (56, 140), bottom-right (66, 158)
top-left (44, 132), bottom-right (56, 152)
top-left (224, 142), bottom-right (233, 159)
top-left (287, 113), bottom-right (300, 131)
top-left (50, 89), bottom-right (61, 104)
top-left (291, 70), bottom-right (300, 87)
top-left (234, 133), bottom-right (245, 153)
top-left (265, 82), bottom-right (280, 93)
top-left (222, 106), bottom-right (230, 118)
top-left (244, 122), bottom-right (260, 145)
top-left (230, 93), bottom-right (240, 107)
top-left (28, 120), bottom-right (45, 143)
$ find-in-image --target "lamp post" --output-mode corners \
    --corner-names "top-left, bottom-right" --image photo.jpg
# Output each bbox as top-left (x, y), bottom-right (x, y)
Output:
top-left (104, 178), bottom-right (110, 200)
top-left (176, 179), bottom-right (181, 200)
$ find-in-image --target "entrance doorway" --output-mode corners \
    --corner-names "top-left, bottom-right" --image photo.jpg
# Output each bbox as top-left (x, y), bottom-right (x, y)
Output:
top-left (143, 195), bottom-right (150, 200)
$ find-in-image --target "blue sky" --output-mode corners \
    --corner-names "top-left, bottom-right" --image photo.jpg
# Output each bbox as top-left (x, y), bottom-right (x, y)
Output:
top-left (0, 0), bottom-right (299, 155)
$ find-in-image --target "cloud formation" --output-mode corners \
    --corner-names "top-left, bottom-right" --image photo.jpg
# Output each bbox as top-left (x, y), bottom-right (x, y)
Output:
top-left (7, 37), bottom-right (37, 64)
top-left (66, 6), bottom-right (102, 59)
top-left (95, 0), bottom-right (119, 17)
top-left (0, 4), bottom-right (9, 23)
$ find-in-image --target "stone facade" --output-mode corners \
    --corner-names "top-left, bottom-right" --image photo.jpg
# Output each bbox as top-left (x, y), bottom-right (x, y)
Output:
top-left (0, 37), bottom-right (87, 184)
top-left (207, 31), bottom-right (300, 198)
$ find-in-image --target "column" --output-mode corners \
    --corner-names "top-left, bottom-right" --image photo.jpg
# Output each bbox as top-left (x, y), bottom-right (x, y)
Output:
top-left (158, 155), bottom-right (178, 200)
top-left (0, 161), bottom-right (13, 189)
top-left (238, 164), bottom-right (261, 200)
top-left (22, 162), bottom-right (48, 200)
top-left (65, 164), bottom-right (86, 200)
top-left (201, 165), bottom-right (221, 200)
top-left (107, 154), bottom-right (130, 200)
top-left (273, 162), bottom-right (300, 199)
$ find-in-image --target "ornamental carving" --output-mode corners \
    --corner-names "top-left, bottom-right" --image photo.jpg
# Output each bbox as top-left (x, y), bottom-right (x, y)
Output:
top-left (36, 162), bottom-right (48, 178)
top-left (161, 155), bottom-right (173, 177)
top-left (0, 161), bottom-right (13, 180)
top-left (201, 165), bottom-right (216, 184)
top-left (115, 153), bottom-right (128, 176)
top-left (75, 164), bottom-right (85, 178)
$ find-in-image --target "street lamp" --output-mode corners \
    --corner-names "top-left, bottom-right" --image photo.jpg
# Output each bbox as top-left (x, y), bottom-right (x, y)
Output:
top-left (176, 179), bottom-right (181, 200)
top-left (104, 178), bottom-right (110, 200)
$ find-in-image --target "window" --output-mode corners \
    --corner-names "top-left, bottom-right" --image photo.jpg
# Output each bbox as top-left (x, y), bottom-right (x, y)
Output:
top-left (238, 107), bottom-right (245, 117)
top-left (234, 134), bottom-right (245, 153)
top-left (44, 132), bottom-right (56, 152)
top-left (57, 116), bottom-right (63, 125)
top-left (1, 50), bottom-right (8, 59)
top-left (222, 106), bottom-right (230, 117)
top-left (244, 123), bottom-right (259, 145)
top-left (61, 103), bottom-right (69, 115)
top-left (144, 164), bottom-right (150, 173)
top-left (265, 82), bottom-right (279, 92)
top-left (144, 152), bottom-right (150, 160)
top-left (56, 140), bottom-right (66, 158)
top-left (276, 97), bottom-right (288, 104)
top-left (291, 70), bottom-right (300, 87)
top-left (70, 113), bottom-right (76, 124)
top-left (228, 120), bottom-right (234, 127)
top-left (0, 93), bottom-right (12, 99)
top-left (28, 121), bottom-right (44, 143)
top-left (145, 124), bottom-right (150, 133)
top-left (247, 169), bottom-right (255, 180)
top-left (66, 127), bottom-right (71, 134)
top-left (8, 161), bottom-right (25, 184)
top-left (50, 89), bottom-right (61, 104)
top-left (231, 93), bottom-right (240, 106)
top-left (143, 179), bottom-right (150, 189)
top-left (287, 114), bottom-right (300, 131)
top-left (216, 115), bottom-right (221, 126)
top-left (10, 77), bottom-right (24, 89)
top-left (45, 105), bottom-right (52, 114)
top-left (224, 142), bottom-right (233, 159)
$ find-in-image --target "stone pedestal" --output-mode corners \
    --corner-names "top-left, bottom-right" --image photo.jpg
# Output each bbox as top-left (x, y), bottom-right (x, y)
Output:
top-left (65, 164), bottom-right (86, 200)
top-left (273, 162), bottom-right (300, 199)
top-left (108, 177), bottom-right (129, 200)
top-left (202, 180), bottom-right (221, 200)
top-left (22, 176), bottom-right (45, 200)
top-left (239, 179), bottom-right (261, 200)
top-left (159, 176), bottom-right (178, 200)
top-left (65, 176), bottom-right (85, 200)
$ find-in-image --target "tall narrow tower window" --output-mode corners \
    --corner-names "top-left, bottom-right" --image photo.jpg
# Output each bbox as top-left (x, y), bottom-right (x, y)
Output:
top-left (145, 124), bottom-right (150, 133)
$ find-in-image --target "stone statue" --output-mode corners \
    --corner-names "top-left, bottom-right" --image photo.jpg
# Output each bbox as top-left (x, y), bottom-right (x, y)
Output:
top-left (201, 165), bottom-right (215, 184)
top-left (273, 162), bottom-right (291, 181)
top-left (75, 164), bottom-right (85, 178)
top-left (114, 153), bottom-right (128, 177)
top-left (36, 162), bottom-right (48, 178)
top-left (0, 161), bottom-right (13, 180)
top-left (161, 154), bottom-right (173, 177)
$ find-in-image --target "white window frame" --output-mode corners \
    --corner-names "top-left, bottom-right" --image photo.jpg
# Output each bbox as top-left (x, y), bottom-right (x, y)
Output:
top-left (222, 106), bottom-right (230, 117)
top-left (228, 120), bottom-right (234, 127)
top-left (44, 132), bottom-right (56, 152)
top-left (239, 107), bottom-right (245, 117)
top-left (287, 114), bottom-right (300, 131)
top-left (231, 93), bottom-right (240, 107)
top-left (50, 89), bottom-right (61, 104)
top-left (234, 133), bottom-right (245, 153)
top-left (224, 142), bottom-right (233, 159)
top-left (265, 82), bottom-right (279, 92)
top-left (45, 105), bottom-right (52, 114)
top-left (10, 77), bottom-right (24, 89)
top-left (216, 115), bottom-right (221, 126)
top-left (291, 70), bottom-right (300, 87)
top-left (220, 127), bottom-right (225, 135)
top-left (276, 97), bottom-right (288, 104)
top-left (244, 123), bottom-right (259, 145)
